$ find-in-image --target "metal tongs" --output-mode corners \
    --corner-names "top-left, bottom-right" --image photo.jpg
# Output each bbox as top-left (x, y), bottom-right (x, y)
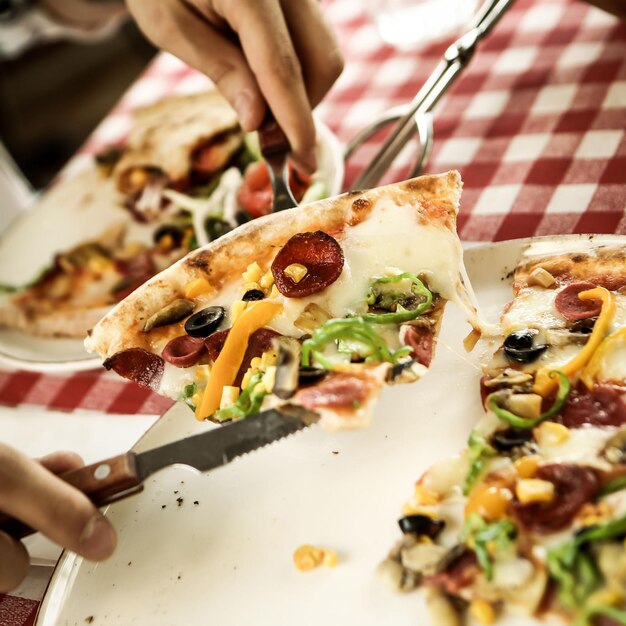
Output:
top-left (347, 0), bottom-right (516, 190)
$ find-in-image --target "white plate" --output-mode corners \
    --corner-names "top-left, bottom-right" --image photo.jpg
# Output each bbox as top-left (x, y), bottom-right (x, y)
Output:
top-left (37, 234), bottom-right (625, 626)
top-left (0, 119), bottom-right (344, 373)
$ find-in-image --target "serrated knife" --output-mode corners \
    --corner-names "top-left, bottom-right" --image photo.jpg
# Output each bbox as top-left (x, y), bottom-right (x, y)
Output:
top-left (0, 406), bottom-right (319, 539)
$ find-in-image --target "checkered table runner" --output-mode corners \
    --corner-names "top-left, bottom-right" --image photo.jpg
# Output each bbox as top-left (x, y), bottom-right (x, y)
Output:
top-left (2, 0), bottom-right (625, 622)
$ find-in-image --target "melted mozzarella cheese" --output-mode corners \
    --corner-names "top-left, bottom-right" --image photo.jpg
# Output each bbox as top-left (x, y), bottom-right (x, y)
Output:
top-left (159, 363), bottom-right (197, 400)
top-left (536, 425), bottom-right (615, 469)
top-left (597, 341), bottom-right (626, 382)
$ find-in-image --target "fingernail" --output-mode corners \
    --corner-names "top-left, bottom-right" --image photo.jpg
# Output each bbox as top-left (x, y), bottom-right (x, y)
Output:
top-left (80, 515), bottom-right (116, 561)
top-left (234, 91), bottom-right (254, 131)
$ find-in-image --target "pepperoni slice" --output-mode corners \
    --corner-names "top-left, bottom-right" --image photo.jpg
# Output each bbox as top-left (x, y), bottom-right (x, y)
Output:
top-left (295, 374), bottom-right (371, 410)
top-left (162, 336), bottom-right (206, 368)
top-left (402, 325), bottom-right (435, 367)
top-left (556, 384), bottom-right (626, 428)
top-left (204, 327), bottom-right (281, 386)
top-left (271, 231), bottom-right (344, 298)
top-left (555, 282), bottom-right (602, 321)
top-left (103, 348), bottom-right (164, 391)
top-left (423, 549), bottom-right (478, 595)
top-left (510, 464), bottom-right (599, 534)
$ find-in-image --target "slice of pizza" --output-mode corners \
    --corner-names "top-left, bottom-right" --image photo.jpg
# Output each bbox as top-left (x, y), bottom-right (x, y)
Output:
top-left (380, 240), bottom-right (626, 625)
top-left (85, 171), bottom-right (478, 429)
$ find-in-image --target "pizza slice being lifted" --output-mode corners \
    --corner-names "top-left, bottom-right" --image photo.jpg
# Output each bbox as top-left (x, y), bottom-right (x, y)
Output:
top-left (86, 171), bottom-right (478, 430)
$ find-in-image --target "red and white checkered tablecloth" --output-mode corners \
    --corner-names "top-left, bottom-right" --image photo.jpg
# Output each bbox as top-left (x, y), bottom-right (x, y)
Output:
top-left (2, 0), bottom-right (625, 622)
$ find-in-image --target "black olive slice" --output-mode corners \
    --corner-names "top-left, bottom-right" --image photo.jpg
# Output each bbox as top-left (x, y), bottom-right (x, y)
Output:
top-left (184, 306), bottom-right (225, 338)
top-left (242, 289), bottom-right (265, 302)
top-left (298, 367), bottom-right (327, 385)
top-left (204, 217), bottom-right (232, 242)
top-left (153, 224), bottom-right (185, 248)
top-left (398, 515), bottom-right (445, 539)
top-left (503, 329), bottom-right (548, 363)
top-left (491, 428), bottom-right (533, 452)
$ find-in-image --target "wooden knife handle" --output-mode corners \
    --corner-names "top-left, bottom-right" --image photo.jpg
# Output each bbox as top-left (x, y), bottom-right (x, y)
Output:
top-left (0, 451), bottom-right (143, 540)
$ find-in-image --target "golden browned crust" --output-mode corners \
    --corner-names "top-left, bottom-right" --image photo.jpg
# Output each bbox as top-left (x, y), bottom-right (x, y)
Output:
top-left (113, 90), bottom-right (240, 184)
top-left (85, 171), bottom-right (462, 358)
top-left (513, 244), bottom-right (626, 293)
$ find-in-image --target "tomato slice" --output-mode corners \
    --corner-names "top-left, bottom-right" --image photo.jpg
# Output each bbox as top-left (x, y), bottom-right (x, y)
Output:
top-left (237, 162), bottom-right (312, 218)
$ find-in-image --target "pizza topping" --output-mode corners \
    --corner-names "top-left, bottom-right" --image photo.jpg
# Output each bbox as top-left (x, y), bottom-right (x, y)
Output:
top-left (103, 348), bottom-right (164, 391)
top-left (162, 335), bottom-right (206, 368)
top-left (401, 325), bottom-right (435, 367)
top-left (295, 373), bottom-right (371, 410)
top-left (490, 427), bottom-right (533, 452)
top-left (423, 547), bottom-right (479, 595)
top-left (153, 224), bottom-right (186, 250)
top-left (555, 282), bottom-right (604, 321)
top-left (143, 299), bottom-right (195, 333)
top-left (533, 421), bottom-right (570, 446)
top-left (271, 337), bottom-right (301, 400)
top-left (503, 329), bottom-right (548, 363)
top-left (301, 317), bottom-right (412, 369)
top-left (535, 288), bottom-right (616, 398)
top-left (463, 431), bottom-right (496, 495)
top-left (184, 277), bottom-right (213, 299)
top-left (271, 231), bottom-right (344, 298)
top-left (603, 428), bottom-right (626, 465)
top-left (489, 370), bottom-right (571, 429)
top-left (510, 464), bottom-right (599, 534)
top-left (557, 384), bottom-right (626, 429)
top-left (242, 288), bottom-right (265, 302)
top-left (527, 267), bottom-right (557, 289)
top-left (398, 515), bottom-right (445, 539)
top-left (184, 306), bottom-right (225, 338)
top-left (581, 327), bottom-right (626, 388)
top-left (363, 272), bottom-right (433, 324)
top-left (515, 478), bottom-right (555, 505)
top-left (283, 263), bottom-right (308, 284)
top-left (195, 301), bottom-right (282, 419)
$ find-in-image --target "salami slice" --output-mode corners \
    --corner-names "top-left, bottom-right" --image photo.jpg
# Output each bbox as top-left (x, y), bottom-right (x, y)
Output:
top-left (103, 348), bottom-right (164, 391)
top-left (162, 335), bottom-right (206, 368)
top-left (555, 282), bottom-right (602, 321)
top-left (204, 327), bottom-right (281, 385)
top-left (510, 464), bottom-right (599, 534)
top-left (556, 384), bottom-right (626, 428)
top-left (271, 231), bottom-right (344, 298)
top-left (295, 373), bottom-right (370, 410)
top-left (402, 325), bottom-right (435, 367)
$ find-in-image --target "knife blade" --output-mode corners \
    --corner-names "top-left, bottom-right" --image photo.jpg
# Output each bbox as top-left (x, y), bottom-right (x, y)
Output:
top-left (0, 406), bottom-right (319, 540)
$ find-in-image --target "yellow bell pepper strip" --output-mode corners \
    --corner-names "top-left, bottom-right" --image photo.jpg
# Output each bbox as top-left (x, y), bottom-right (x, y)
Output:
top-left (195, 300), bottom-right (282, 420)
top-left (533, 287), bottom-right (615, 396)
top-left (581, 326), bottom-right (626, 389)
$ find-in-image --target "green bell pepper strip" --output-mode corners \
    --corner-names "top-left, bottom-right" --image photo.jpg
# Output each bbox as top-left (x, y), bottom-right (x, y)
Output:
top-left (598, 475), bottom-right (626, 499)
top-left (212, 374), bottom-right (266, 422)
top-left (181, 383), bottom-right (198, 412)
top-left (462, 514), bottom-right (517, 581)
top-left (462, 430), bottom-right (496, 496)
top-left (487, 370), bottom-right (571, 429)
top-left (361, 272), bottom-right (433, 324)
top-left (574, 605), bottom-right (626, 626)
top-left (547, 514), bottom-right (626, 610)
top-left (301, 317), bottom-right (410, 369)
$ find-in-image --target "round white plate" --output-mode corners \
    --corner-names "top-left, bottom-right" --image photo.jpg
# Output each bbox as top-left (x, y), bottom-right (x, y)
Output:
top-left (0, 120), bottom-right (344, 373)
top-left (37, 234), bottom-right (625, 626)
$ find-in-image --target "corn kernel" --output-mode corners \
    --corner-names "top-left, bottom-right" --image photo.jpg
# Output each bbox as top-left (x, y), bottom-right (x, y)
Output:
top-left (242, 262), bottom-right (262, 284)
top-left (322, 549), bottom-right (338, 567)
top-left (469, 599), bottom-right (496, 626)
top-left (515, 479), bottom-right (555, 505)
top-left (192, 389), bottom-right (204, 408)
top-left (293, 545), bottom-right (337, 571)
top-left (579, 501), bottom-right (612, 526)
top-left (250, 356), bottom-right (263, 369)
top-left (514, 455), bottom-right (540, 479)
top-left (587, 588), bottom-right (622, 607)
top-left (534, 421), bottom-right (570, 447)
top-left (261, 350), bottom-right (278, 367)
top-left (254, 382), bottom-right (266, 394)
top-left (414, 484), bottom-right (440, 506)
top-left (284, 263), bottom-right (308, 283)
top-left (185, 277), bottom-right (213, 299)
top-left (195, 364), bottom-right (211, 382)
top-left (465, 484), bottom-right (512, 521)
top-left (158, 234), bottom-right (175, 252)
top-left (88, 256), bottom-right (112, 273)
top-left (260, 271), bottom-right (275, 289)
top-left (129, 167), bottom-right (148, 189)
top-left (262, 366), bottom-right (277, 393)
top-left (269, 284), bottom-right (280, 299)
top-left (220, 386), bottom-right (240, 409)
top-left (231, 300), bottom-right (248, 323)
top-left (241, 369), bottom-right (253, 390)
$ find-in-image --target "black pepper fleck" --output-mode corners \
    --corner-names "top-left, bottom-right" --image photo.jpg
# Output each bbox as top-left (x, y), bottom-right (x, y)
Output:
top-left (331, 451), bottom-right (339, 455)
top-left (177, 497), bottom-right (184, 506)
top-left (193, 500), bottom-right (199, 505)
top-left (85, 617), bottom-right (94, 624)
top-left (162, 505), bottom-right (166, 509)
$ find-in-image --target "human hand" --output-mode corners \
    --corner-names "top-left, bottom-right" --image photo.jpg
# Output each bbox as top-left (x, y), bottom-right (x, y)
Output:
top-left (126, 0), bottom-right (344, 174)
top-left (0, 444), bottom-right (117, 593)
